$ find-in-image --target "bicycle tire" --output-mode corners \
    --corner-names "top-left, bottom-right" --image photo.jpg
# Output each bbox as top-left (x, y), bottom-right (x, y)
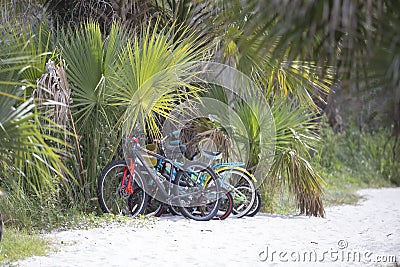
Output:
top-left (143, 197), bottom-right (165, 217)
top-left (175, 162), bottom-right (221, 221)
top-left (169, 205), bottom-right (182, 216)
top-left (212, 187), bottom-right (233, 220)
top-left (97, 160), bottom-right (148, 217)
top-left (246, 190), bottom-right (262, 217)
top-left (215, 168), bottom-right (256, 218)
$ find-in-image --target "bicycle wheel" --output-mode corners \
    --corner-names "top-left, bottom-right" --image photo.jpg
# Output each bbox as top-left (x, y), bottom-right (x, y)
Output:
top-left (174, 162), bottom-right (221, 221)
top-left (213, 187), bottom-right (233, 220)
top-left (142, 177), bottom-right (167, 217)
top-left (246, 190), bottom-right (262, 217)
top-left (215, 168), bottom-right (256, 218)
top-left (143, 197), bottom-right (165, 217)
top-left (169, 205), bottom-right (182, 216)
top-left (97, 160), bottom-right (148, 217)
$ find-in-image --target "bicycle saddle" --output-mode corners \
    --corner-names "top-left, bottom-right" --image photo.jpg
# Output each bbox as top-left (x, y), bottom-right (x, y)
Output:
top-left (201, 150), bottom-right (222, 160)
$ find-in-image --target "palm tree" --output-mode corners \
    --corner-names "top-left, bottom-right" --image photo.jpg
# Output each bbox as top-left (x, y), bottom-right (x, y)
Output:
top-left (6, 0), bottom-right (367, 217)
top-left (57, 20), bottom-right (209, 198)
top-left (228, 0), bottom-right (399, 132)
top-left (191, 1), bottom-right (331, 216)
top-left (55, 21), bottom-right (130, 196)
top-left (131, 0), bottom-right (331, 216)
top-left (229, 0), bottom-right (400, 207)
top-left (196, 83), bottom-right (326, 216)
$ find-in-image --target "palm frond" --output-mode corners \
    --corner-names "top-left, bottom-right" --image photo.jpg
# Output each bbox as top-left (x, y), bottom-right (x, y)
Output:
top-left (57, 20), bottom-right (130, 194)
top-left (268, 98), bottom-right (325, 217)
top-left (110, 22), bottom-right (209, 139)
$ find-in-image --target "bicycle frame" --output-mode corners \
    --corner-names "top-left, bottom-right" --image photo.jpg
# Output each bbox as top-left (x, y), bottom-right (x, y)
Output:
top-left (155, 134), bottom-right (257, 200)
top-left (125, 137), bottom-right (218, 207)
top-left (211, 163), bottom-right (257, 183)
top-left (160, 131), bottom-right (257, 184)
top-left (125, 138), bottom-right (178, 204)
top-left (151, 150), bottom-right (254, 206)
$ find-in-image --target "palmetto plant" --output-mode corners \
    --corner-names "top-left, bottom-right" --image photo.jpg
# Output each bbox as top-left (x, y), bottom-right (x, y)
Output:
top-left (110, 22), bottom-right (209, 139)
top-left (199, 85), bottom-right (325, 216)
top-left (58, 20), bottom-right (208, 198)
top-left (0, 22), bottom-right (72, 198)
top-left (268, 99), bottom-right (325, 217)
top-left (40, 1), bottom-right (333, 216)
top-left (212, 7), bottom-right (335, 112)
top-left (57, 21), bottom-right (129, 196)
top-left (197, 3), bottom-right (331, 215)
top-left (4, 0), bottom-right (376, 219)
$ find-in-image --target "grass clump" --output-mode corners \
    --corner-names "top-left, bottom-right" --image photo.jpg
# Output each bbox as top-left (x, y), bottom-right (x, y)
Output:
top-left (0, 213), bottom-right (158, 265)
top-left (0, 183), bottom-right (157, 265)
top-left (57, 213), bottom-right (158, 231)
top-left (0, 227), bottom-right (51, 264)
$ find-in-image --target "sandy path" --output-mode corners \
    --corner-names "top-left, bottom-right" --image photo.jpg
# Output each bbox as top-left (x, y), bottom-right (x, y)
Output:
top-left (17, 188), bottom-right (400, 267)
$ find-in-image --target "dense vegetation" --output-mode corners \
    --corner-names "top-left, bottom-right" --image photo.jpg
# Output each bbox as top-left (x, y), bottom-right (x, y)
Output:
top-left (0, 0), bottom-right (399, 262)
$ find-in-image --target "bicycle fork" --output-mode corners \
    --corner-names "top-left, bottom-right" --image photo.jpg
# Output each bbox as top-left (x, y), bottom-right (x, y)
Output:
top-left (121, 158), bottom-right (135, 195)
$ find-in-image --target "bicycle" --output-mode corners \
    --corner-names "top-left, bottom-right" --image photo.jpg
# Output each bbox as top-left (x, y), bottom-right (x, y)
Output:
top-left (135, 135), bottom-right (234, 220)
top-left (153, 131), bottom-right (260, 218)
top-left (151, 154), bottom-right (234, 220)
top-left (97, 136), bottom-right (222, 221)
top-left (165, 132), bottom-right (260, 218)
top-left (201, 151), bottom-right (259, 218)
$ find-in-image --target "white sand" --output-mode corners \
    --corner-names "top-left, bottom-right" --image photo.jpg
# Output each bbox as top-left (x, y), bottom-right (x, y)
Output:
top-left (17, 188), bottom-right (400, 267)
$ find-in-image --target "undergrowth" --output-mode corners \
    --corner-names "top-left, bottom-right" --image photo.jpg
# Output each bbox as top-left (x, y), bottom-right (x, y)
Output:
top-left (260, 121), bottom-right (399, 214)
top-left (0, 187), bottom-right (157, 265)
